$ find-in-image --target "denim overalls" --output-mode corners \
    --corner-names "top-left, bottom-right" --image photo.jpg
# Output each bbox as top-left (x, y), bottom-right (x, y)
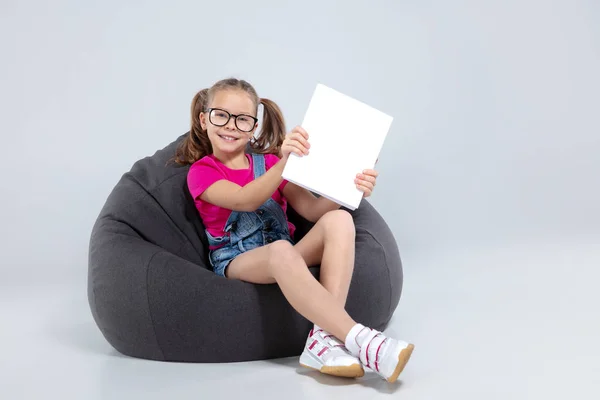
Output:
top-left (205, 153), bottom-right (294, 277)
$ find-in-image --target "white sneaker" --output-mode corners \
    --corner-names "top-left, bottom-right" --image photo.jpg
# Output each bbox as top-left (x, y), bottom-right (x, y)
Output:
top-left (299, 327), bottom-right (365, 378)
top-left (357, 329), bottom-right (414, 382)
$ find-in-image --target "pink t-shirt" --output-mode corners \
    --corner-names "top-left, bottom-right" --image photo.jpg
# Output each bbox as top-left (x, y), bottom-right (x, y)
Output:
top-left (187, 153), bottom-right (296, 239)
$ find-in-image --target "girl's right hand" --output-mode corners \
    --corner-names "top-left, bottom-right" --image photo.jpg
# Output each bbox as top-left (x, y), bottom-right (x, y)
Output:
top-left (280, 126), bottom-right (310, 161)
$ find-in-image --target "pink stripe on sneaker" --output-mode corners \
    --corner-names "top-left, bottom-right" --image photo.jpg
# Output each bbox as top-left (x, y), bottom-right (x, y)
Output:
top-left (309, 340), bottom-right (318, 350)
top-left (317, 347), bottom-right (328, 357)
top-left (365, 333), bottom-right (382, 369)
top-left (374, 338), bottom-right (387, 372)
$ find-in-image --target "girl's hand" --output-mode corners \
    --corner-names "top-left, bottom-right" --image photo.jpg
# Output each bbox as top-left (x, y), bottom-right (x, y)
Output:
top-left (280, 126), bottom-right (310, 161)
top-left (355, 169), bottom-right (378, 197)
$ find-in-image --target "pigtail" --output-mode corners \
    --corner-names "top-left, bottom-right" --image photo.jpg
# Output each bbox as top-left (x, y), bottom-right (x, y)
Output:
top-left (251, 98), bottom-right (286, 156)
top-left (172, 89), bottom-right (213, 165)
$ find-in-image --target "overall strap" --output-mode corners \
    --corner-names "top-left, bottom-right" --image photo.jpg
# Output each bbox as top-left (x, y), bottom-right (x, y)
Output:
top-left (251, 153), bottom-right (267, 179)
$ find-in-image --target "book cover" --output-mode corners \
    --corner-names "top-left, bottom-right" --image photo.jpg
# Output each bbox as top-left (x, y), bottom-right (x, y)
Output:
top-left (282, 83), bottom-right (393, 210)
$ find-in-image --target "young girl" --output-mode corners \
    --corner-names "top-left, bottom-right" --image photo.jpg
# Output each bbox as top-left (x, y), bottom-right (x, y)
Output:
top-left (174, 78), bottom-right (414, 382)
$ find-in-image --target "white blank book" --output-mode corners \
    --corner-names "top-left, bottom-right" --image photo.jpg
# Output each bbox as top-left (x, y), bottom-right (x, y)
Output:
top-left (282, 84), bottom-right (393, 210)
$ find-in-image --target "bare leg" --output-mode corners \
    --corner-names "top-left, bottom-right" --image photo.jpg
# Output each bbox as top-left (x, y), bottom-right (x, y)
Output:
top-left (294, 210), bottom-right (356, 308)
top-left (227, 210), bottom-right (414, 381)
top-left (226, 236), bottom-right (356, 342)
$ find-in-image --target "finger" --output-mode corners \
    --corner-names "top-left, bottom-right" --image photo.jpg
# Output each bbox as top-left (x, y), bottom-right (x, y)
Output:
top-left (291, 126), bottom-right (306, 140)
top-left (356, 173), bottom-right (376, 185)
top-left (361, 169), bottom-right (379, 177)
top-left (356, 183), bottom-right (372, 197)
top-left (295, 143), bottom-right (309, 155)
top-left (285, 143), bottom-right (308, 156)
top-left (356, 180), bottom-right (374, 192)
top-left (285, 147), bottom-right (303, 157)
top-left (290, 132), bottom-right (310, 149)
top-left (286, 139), bottom-right (309, 154)
top-left (286, 139), bottom-right (309, 155)
top-left (355, 176), bottom-right (374, 189)
top-left (294, 126), bottom-right (309, 139)
top-left (358, 181), bottom-right (375, 192)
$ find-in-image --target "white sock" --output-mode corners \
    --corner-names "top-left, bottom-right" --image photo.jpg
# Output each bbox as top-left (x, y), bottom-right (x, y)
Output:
top-left (345, 323), bottom-right (371, 357)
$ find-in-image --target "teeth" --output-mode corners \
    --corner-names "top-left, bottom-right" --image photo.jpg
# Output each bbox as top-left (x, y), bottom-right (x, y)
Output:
top-left (220, 135), bottom-right (236, 141)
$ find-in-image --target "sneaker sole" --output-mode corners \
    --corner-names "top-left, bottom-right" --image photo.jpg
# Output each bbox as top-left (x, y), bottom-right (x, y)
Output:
top-left (299, 352), bottom-right (365, 378)
top-left (386, 343), bottom-right (415, 383)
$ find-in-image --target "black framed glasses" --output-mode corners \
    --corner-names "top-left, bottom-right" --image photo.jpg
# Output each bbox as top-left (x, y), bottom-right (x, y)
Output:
top-left (206, 108), bottom-right (258, 132)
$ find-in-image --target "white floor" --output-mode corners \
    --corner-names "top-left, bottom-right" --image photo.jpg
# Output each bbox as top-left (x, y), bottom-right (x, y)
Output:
top-left (2, 235), bottom-right (599, 400)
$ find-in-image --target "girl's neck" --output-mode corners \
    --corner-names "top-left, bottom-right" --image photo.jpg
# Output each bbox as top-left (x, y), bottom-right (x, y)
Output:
top-left (212, 151), bottom-right (249, 170)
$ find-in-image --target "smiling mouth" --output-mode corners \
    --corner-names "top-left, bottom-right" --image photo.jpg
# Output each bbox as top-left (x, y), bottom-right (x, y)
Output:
top-left (218, 134), bottom-right (239, 142)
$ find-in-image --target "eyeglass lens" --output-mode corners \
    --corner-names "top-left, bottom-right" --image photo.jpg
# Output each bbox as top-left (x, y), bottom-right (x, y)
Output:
top-left (209, 109), bottom-right (255, 132)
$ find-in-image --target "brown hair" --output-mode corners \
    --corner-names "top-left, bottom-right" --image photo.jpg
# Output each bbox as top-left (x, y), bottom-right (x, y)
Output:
top-left (172, 78), bottom-right (286, 165)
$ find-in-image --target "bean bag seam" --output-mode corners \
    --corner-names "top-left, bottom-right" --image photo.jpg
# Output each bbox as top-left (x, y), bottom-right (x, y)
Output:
top-left (125, 167), bottom-right (188, 194)
top-left (124, 170), bottom-right (199, 256)
top-left (145, 250), bottom-right (167, 361)
top-left (147, 176), bottom-right (197, 256)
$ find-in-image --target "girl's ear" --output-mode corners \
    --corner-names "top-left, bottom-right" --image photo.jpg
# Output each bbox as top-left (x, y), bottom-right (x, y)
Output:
top-left (199, 112), bottom-right (207, 130)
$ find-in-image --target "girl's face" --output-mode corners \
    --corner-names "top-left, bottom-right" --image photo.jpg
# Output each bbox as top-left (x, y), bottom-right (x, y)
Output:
top-left (200, 89), bottom-right (258, 157)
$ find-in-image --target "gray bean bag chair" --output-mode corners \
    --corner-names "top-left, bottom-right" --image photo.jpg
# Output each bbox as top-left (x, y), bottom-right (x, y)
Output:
top-left (88, 134), bottom-right (404, 362)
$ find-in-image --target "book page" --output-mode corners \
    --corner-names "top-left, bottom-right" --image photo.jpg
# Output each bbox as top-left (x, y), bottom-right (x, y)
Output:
top-left (282, 84), bottom-right (393, 210)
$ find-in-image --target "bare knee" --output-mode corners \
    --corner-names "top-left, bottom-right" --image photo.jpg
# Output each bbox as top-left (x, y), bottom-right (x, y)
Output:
top-left (319, 210), bottom-right (355, 240)
top-left (266, 240), bottom-right (300, 274)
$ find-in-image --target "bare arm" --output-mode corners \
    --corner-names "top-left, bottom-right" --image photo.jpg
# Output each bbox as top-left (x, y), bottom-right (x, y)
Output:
top-left (283, 183), bottom-right (341, 223)
top-left (200, 159), bottom-right (287, 212)
top-left (283, 167), bottom-right (381, 221)
top-left (200, 126), bottom-right (312, 212)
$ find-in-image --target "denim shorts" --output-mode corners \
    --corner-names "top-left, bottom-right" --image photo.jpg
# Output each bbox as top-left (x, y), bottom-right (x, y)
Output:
top-left (207, 228), bottom-right (294, 277)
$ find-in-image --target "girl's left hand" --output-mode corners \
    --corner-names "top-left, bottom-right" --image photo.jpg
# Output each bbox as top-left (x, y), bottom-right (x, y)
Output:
top-left (355, 169), bottom-right (378, 197)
